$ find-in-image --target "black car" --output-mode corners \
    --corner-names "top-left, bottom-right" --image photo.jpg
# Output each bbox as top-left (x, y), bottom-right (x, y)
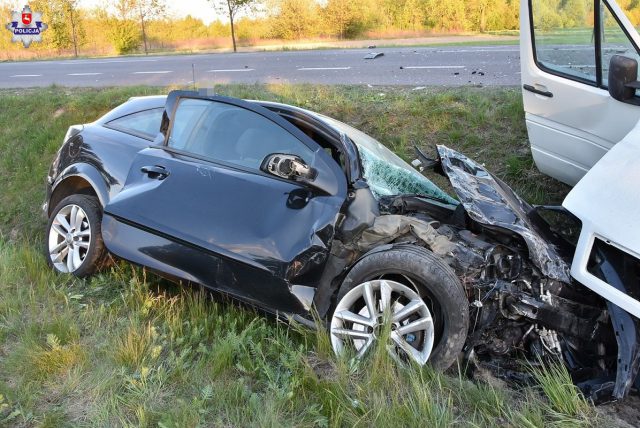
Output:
top-left (44, 90), bottom-right (632, 398)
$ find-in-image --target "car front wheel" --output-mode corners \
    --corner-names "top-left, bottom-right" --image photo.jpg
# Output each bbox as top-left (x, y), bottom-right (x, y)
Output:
top-left (331, 244), bottom-right (469, 370)
top-left (46, 194), bottom-right (108, 277)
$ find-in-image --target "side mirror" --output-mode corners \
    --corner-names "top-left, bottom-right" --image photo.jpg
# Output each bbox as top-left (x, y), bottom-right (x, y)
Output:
top-left (261, 153), bottom-right (318, 182)
top-left (608, 55), bottom-right (640, 103)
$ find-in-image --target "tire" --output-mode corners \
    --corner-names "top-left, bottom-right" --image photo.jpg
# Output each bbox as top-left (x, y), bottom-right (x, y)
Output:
top-left (334, 244), bottom-right (469, 371)
top-left (45, 194), bottom-right (109, 278)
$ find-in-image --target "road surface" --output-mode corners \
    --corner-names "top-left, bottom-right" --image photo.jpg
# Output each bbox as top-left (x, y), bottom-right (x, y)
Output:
top-left (0, 45), bottom-right (522, 88)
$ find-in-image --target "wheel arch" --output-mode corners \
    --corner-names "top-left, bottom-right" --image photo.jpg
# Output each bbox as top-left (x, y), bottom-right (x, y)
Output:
top-left (330, 242), bottom-right (469, 370)
top-left (49, 164), bottom-right (109, 216)
top-left (338, 243), bottom-right (449, 296)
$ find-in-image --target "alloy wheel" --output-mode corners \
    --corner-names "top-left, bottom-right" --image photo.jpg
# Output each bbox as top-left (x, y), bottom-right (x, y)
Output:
top-left (330, 279), bottom-right (435, 365)
top-left (48, 204), bottom-right (91, 273)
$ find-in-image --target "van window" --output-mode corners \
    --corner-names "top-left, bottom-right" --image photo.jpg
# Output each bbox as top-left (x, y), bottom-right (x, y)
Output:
top-left (601, 1), bottom-right (640, 88)
top-left (531, 0), bottom-right (597, 84)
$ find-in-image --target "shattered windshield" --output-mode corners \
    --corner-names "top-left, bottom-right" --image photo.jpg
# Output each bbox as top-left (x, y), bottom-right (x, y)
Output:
top-left (321, 117), bottom-right (458, 205)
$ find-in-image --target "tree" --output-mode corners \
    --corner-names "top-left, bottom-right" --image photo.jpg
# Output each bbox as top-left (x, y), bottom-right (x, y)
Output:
top-left (424, 0), bottom-right (468, 31)
top-left (561, 0), bottom-right (588, 28)
top-left (208, 0), bottom-right (259, 52)
top-left (268, 0), bottom-right (319, 40)
top-left (531, 0), bottom-right (562, 30)
top-left (323, 0), bottom-right (361, 39)
top-left (133, 0), bottom-right (166, 54)
top-left (399, 0), bottom-right (427, 31)
top-left (33, 0), bottom-right (84, 55)
top-left (65, 0), bottom-right (84, 56)
top-left (107, 0), bottom-right (141, 54)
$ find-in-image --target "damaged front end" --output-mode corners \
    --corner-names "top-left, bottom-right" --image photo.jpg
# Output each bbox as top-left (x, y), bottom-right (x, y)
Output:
top-left (337, 143), bottom-right (636, 402)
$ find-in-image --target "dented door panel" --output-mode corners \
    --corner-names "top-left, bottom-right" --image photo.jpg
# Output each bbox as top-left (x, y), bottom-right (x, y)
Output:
top-left (103, 146), bottom-right (346, 314)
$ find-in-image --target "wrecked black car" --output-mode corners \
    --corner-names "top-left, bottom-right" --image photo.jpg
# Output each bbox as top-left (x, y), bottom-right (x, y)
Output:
top-left (44, 90), bottom-right (638, 401)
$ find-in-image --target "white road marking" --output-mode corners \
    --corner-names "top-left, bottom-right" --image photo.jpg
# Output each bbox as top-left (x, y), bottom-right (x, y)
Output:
top-left (10, 74), bottom-right (42, 77)
top-left (207, 68), bottom-right (255, 72)
top-left (297, 67), bottom-right (351, 71)
top-left (132, 70), bottom-right (173, 74)
top-left (435, 49), bottom-right (519, 53)
top-left (401, 65), bottom-right (466, 69)
top-left (67, 72), bottom-right (102, 76)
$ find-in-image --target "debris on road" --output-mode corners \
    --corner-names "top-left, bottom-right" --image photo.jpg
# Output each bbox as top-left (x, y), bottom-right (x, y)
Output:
top-left (364, 52), bottom-right (384, 60)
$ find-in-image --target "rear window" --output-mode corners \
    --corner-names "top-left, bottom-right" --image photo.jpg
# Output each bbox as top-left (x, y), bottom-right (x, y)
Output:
top-left (105, 108), bottom-right (163, 140)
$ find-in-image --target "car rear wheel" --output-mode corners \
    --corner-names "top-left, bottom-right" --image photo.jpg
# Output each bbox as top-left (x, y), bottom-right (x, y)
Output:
top-left (46, 194), bottom-right (108, 277)
top-left (331, 244), bottom-right (469, 370)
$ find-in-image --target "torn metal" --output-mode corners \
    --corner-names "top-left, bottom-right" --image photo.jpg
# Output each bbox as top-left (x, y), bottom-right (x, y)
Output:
top-left (334, 144), bottom-right (634, 402)
top-left (364, 52), bottom-right (384, 59)
top-left (436, 145), bottom-right (571, 283)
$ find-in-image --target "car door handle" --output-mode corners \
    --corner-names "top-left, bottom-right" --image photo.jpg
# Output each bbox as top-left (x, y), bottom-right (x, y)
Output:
top-left (523, 84), bottom-right (554, 98)
top-left (141, 165), bottom-right (170, 180)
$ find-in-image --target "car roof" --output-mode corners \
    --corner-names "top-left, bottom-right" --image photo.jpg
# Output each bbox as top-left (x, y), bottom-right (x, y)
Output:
top-left (97, 95), bottom-right (331, 130)
top-left (96, 95), bottom-right (167, 124)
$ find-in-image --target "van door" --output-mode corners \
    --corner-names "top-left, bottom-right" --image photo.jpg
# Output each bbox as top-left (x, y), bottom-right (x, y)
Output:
top-left (521, 0), bottom-right (640, 186)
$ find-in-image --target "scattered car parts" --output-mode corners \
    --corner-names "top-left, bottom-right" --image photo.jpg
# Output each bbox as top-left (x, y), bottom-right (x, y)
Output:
top-left (364, 52), bottom-right (384, 60)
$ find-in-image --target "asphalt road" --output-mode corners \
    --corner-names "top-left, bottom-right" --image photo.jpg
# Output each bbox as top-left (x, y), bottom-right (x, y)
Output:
top-left (0, 45), bottom-right (522, 88)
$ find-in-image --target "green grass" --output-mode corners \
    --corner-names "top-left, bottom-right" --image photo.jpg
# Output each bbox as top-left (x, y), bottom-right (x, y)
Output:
top-left (0, 84), bottom-right (597, 427)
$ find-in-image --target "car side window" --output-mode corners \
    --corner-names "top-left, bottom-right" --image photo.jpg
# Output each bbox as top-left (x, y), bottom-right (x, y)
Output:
top-left (106, 108), bottom-right (163, 139)
top-left (531, 0), bottom-right (597, 84)
top-left (601, 1), bottom-right (640, 88)
top-left (168, 98), bottom-right (314, 171)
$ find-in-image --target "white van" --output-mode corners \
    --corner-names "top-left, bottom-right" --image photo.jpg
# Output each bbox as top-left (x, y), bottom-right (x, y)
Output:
top-left (521, 0), bottom-right (640, 398)
top-left (521, 0), bottom-right (640, 316)
top-left (521, 0), bottom-right (640, 186)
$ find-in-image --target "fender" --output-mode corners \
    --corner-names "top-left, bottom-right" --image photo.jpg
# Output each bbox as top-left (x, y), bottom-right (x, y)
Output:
top-left (51, 162), bottom-right (111, 208)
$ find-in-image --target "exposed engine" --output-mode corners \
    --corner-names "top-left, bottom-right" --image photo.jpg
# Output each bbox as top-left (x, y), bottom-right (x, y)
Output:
top-left (376, 192), bottom-right (617, 401)
top-left (320, 143), bottom-right (635, 402)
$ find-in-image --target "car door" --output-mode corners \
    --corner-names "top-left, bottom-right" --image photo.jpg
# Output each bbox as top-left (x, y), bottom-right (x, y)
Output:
top-left (521, 0), bottom-right (640, 186)
top-left (101, 92), bottom-right (347, 314)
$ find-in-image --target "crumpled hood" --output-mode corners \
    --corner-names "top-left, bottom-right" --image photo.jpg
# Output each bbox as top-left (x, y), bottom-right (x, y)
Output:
top-left (437, 145), bottom-right (571, 282)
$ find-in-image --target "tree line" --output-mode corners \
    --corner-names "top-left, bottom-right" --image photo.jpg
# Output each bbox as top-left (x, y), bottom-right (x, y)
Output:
top-left (1, 0), bottom-right (640, 58)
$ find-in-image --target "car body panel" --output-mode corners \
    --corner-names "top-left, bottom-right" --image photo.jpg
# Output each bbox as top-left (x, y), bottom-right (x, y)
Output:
top-left (101, 214), bottom-right (309, 314)
top-left (564, 121), bottom-right (640, 319)
top-left (49, 162), bottom-right (110, 210)
top-left (437, 145), bottom-right (571, 282)
top-left (520, 0), bottom-right (640, 186)
top-left (101, 94), bottom-right (348, 314)
top-left (46, 123), bottom-right (151, 212)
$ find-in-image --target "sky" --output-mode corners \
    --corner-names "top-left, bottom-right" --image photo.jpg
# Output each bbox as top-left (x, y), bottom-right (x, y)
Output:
top-left (162, 0), bottom-right (223, 24)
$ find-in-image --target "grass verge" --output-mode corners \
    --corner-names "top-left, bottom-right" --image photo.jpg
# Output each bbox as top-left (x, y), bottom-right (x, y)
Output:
top-left (0, 84), bottom-right (597, 427)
